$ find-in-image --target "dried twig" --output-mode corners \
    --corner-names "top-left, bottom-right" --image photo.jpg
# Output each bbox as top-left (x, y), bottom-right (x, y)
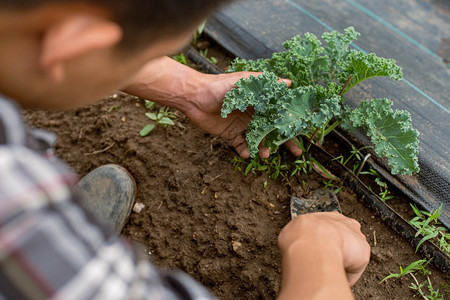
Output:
top-left (84, 142), bottom-right (115, 156)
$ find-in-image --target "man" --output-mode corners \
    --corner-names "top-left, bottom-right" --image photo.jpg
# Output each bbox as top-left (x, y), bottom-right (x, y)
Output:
top-left (0, 1), bottom-right (370, 299)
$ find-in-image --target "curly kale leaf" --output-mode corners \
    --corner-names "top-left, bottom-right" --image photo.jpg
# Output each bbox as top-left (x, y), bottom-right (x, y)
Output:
top-left (280, 33), bottom-right (330, 86)
top-left (342, 98), bottom-right (419, 175)
top-left (339, 51), bottom-right (403, 94)
top-left (222, 73), bottom-right (290, 156)
top-left (222, 73), bottom-right (342, 157)
top-left (228, 33), bottom-right (330, 88)
top-left (323, 26), bottom-right (360, 76)
top-left (227, 57), bottom-right (273, 73)
top-left (228, 27), bottom-right (402, 95)
top-left (221, 73), bottom-right (287, 117)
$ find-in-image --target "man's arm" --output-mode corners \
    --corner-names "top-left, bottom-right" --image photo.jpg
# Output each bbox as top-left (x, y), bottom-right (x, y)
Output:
top-left (277, 212), bottom-right (371, 300)
top-left (123, 57), bottom-right (302, 159)
top-left (123, 56), bottom-right (207, 114)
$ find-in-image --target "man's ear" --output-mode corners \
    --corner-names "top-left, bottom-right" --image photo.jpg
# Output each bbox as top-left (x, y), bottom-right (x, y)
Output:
top-left (40, 14), bottom-right (123, 82)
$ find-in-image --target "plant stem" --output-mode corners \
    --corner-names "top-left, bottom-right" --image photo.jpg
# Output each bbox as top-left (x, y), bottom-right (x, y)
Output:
top-left (307, 128), bottom-right (320, 150)
top-left (324, 120), bottom-right (342, 137)
top-left (317, 121), bottom-right (329, 146)
top-left (340, 75), bottom-right (353, 96)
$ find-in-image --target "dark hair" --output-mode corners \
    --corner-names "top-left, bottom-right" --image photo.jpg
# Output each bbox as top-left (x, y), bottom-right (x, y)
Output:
top-left (1, 0), bottom-right (231, 47)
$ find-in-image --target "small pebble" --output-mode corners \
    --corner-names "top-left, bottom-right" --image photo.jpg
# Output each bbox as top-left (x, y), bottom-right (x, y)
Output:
top-left (232, 241), bottom-right (242, 252)
top-left (121, 117), bottom-right (126, 123)
top-left (133, 203), bottom-right (145, 213)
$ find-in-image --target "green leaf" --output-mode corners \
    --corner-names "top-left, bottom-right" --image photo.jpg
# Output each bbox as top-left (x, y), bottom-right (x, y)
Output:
top-left (323, 26), bottom-right (360, 73)
top-left (345, 98), bottom-right (419, 175)
top-left (172, 54), bottom-right (188, 66)
top-left (274, 86), bottom-right (318, 136)
top-left (145, 100), bottom-right (156, 110)
top-left (380, 273), bottom-right (401, 283)
top-left (279, 33), bottom-right (330, 86)
top-left (222, 73), bottom-right (287, 117)
top-left (223, 74), bottom-right (340, 157)
top-left (227, 57), bottom-right (273, 73)
top-left (410, 204), bottom-right (422, 217)
top-left (380, 259), bottom-right (428, 283)
top-left (146, 112), bottom-right (157, 121)
top-left (339, 51), bottom-right (403, 94)
top-left (197, 20), bottom-right (206, 35)
top-left (228, 33), bottom-right (331, 87)
top-left (159, 117), bottom-right (175, 126)
top-left (402, 259), bottom-right (428, 274)
top-left (416, 231), bottom-right (439, 252)
top-left (140, 124), bottom-right (155, 136)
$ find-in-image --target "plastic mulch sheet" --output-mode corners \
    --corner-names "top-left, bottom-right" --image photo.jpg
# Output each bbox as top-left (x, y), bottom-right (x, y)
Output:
top-left (205, 0), bottom-right (450, 227)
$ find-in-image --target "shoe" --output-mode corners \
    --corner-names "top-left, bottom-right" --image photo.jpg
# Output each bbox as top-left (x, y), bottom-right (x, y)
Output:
top-left (76, 164), bottom-right (136, 235)
top-left (290, 188), bottom-right (342, 219)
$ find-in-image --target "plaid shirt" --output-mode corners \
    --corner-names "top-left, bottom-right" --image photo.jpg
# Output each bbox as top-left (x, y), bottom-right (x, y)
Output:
top-left (0, 95), bottom-right (216, 300)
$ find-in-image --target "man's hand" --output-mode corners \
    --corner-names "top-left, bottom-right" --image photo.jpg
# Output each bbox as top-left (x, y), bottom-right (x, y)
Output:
top-left (184, 72), bottom-right (302, 159)
top-left (123, 57), bottom-right (302, 159)
top-left (278, 212), bottom-right (371, 299)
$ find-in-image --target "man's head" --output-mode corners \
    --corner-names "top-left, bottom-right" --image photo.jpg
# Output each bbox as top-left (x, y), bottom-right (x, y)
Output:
top-left (0, 0), bottom-right (230, 109)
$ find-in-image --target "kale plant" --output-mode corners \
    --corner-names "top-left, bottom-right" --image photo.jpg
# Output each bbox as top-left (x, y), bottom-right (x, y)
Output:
top-left (221, 27), bottom-right (419, 175)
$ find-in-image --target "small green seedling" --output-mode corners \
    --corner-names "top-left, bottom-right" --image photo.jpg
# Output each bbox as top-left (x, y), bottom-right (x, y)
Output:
top-left (323, 179), bottom-right (343, 195)
top-left (210, 57), bottom-right (219, 65)
top-left (360, 166), bottom-right (393, 202)
top-left (380, 259), bottom-right (429, 283)
top-left (409, 277), bottom-right (447, 300)
top-left (193, 20), bottom-right (206, 45)
top-left (291, 155), bottom-right (313, 176)
top-left (409, 204), bottom-right (449, 253)
top-left (333, 145), bottom-right (372, 174)
top-left (140, 100), bottom-right (177, 137)
top-left (375, 177), bottom-right (394, 202)
top-left (173, 53), bottom-right (188, 66)
top-left (199, 48), bottom-right (218, 65)
top-left (231, 153), bottom-right (290, 181)
top-left (382, 258), bottom-right (448, 299)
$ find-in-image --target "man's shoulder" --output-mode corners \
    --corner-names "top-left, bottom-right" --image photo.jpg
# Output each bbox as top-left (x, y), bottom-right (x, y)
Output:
top-left (0, 95), bottom-right (77, 218)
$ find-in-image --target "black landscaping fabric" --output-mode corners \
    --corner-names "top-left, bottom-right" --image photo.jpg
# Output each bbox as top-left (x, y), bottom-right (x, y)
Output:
top-left (206, 0), bottom-right (450, 227)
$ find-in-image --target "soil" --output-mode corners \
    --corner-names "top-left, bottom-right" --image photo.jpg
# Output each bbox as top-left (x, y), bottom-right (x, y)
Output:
top-left (23, 43), bottom-right (449, 299)
top-left (24, 93), bottom-right (448, 299)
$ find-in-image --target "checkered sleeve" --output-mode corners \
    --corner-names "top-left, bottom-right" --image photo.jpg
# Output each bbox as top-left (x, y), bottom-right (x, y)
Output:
top-left (0, 98), bottom-right (217, 300)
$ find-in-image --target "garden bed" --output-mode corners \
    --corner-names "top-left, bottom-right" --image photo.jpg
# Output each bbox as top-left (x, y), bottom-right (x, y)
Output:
top-left (21, 31), bottom-right (449, 300)
top-left (24, 90), bottom-right (448, 298)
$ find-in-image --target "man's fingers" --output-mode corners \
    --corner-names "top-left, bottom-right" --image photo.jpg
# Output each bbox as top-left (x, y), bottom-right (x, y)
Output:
top-left (347, 270), bottom-right (366, 287)
top-left (231, 133), bottom-right (250, 159)
top-left (279, 78), bottom-right (292, 87)
top-left (259, 146), bottom-right (270, 159)
top-left (285, 138), bottom-right (303, 157)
